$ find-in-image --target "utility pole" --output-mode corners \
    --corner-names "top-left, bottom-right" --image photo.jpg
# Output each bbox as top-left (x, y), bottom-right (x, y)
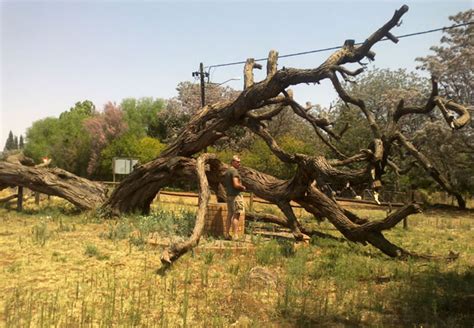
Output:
top-left (192, 63), bottom-right (209, 108)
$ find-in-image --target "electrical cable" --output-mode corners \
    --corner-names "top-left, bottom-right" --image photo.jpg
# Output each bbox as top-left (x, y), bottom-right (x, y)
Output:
top-left (204, 22), bottom-right (473, 72)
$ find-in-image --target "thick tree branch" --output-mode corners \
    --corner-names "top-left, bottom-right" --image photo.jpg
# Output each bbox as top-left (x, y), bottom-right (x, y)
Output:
top-left (244, 58), bottom-right (263, 89)
top-left (245, 211), bottom-right (344, 241)
top-left (277, 201), bottom-right (306, 241)
top-left (0, 162), bottom-right (107, 210)
top-left (247, 102), bottom-right (289, 121)
top-left (161, 153), bottom-right (215, 264)
top-left (266, 50), bottom-right (279, 79)
top-left (243, 117), bottom-right (295, 163)
top-left (393, 76), bottom-right (439, 122)
top-left (353, 204), bottom-right (421, 233)
top-left (329, 72), bottom-right (381, 138)
top-left (329, 151), bottom-right (371, 166)
top-left (435, 97), bottom-right (471, 129)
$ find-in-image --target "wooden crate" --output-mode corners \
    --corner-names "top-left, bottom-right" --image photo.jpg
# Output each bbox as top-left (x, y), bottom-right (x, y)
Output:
top-left (205, 202), bottom-right (245, 237)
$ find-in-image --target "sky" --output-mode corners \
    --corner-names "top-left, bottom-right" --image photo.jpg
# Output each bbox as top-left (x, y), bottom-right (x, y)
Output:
top-left (1, 0), bottom-right (472, 149)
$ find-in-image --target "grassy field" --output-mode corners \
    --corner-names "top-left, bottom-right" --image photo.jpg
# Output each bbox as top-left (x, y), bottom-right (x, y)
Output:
top-left (0, 196), bottom-right (473, 327)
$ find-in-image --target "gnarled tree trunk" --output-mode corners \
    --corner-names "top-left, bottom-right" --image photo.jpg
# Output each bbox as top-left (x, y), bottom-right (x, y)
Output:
top-left (1, 5), bottom-right (470, 264)
top-left (0, 162), bottom-right (106, 210)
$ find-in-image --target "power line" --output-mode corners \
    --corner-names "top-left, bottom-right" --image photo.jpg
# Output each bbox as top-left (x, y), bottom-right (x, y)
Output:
top-left (205, 22), bottom-right (473, 71)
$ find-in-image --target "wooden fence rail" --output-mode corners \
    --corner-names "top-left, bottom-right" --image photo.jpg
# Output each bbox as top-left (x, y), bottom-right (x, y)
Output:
top-left (3, 183), bottom-right (472, 212)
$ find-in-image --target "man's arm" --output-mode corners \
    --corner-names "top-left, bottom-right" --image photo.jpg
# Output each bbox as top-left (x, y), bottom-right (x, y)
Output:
top-left (232, 177), bottom-right (246, 191)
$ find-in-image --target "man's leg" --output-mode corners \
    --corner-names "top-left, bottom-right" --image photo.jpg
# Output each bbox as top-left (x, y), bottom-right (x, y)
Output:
top-left (231, 213), bottom-right (240, 238)
top-left (231, 195), bottom-right (245, 239)
top-left (225, 198), bottom-right (234, 239)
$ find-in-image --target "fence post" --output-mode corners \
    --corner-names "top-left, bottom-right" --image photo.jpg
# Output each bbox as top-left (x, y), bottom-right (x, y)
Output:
top-left (17, 186), bottom-right (24, 212)
top-left (249, 192), bottom-right (254, 212)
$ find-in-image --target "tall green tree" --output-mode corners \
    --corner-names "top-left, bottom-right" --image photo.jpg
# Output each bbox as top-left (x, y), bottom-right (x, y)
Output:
top-left (25, 101), bottom-right (95, 175)
top-left (97, 135), bottom-right (166, 180)
top-left (120, 97), bottom-right (166, 138)
top-left (3, 131), bottom-right (15, 151)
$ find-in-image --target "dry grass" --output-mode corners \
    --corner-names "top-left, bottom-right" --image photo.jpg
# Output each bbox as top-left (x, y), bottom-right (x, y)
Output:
top-left (0, 195), bottom-right (473, 327)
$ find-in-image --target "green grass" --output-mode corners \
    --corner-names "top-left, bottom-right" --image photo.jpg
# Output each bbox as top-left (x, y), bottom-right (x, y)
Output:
top-left (0, 202), bottom-right (473, 327)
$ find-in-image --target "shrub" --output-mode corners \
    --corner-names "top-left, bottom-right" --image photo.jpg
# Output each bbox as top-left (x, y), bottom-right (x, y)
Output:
top-left (255, 239), bottom-right (281, 265)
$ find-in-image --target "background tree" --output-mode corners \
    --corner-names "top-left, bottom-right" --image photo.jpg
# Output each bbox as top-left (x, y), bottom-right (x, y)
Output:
top-left (413, 9), bottom-right (474, 195)
top-left (83, 102), bottom-right (128, 177)
top-left (3, 131), bottom-right (15, 151)
top-left (24, 100), bottom-right (95, 176)
top-left (330, 68), bottom-right (431, 193)
top-left (19, 135), bottom-right (24, 149)
top-left (120, 97), bottom-right (166, 138)
top-left (2, 5), bottom-right (470, 262)
top-left (416, 10), bottom-right (473, 103)
top-left (151, 82), bottom-right (240, 143)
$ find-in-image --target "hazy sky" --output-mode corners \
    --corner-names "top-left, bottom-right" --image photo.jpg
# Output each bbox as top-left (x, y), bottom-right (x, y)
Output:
top-left (1, 0), bottom-right (472, 148)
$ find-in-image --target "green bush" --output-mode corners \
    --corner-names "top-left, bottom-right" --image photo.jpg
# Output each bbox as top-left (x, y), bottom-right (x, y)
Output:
top-left (84, 244), bottom-right (109, 260)
top-left (255, 239), bottom-right (281, 265)
top-left (278, 239), bottom-right (296, 257)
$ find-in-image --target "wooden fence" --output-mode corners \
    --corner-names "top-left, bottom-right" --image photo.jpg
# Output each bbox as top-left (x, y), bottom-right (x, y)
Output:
top-left (3, 184), bottom-right (472, 212)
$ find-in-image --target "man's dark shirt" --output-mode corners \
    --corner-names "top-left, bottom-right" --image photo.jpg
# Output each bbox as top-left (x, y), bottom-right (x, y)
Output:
top-left (224, 167), bottom-right (241, 197)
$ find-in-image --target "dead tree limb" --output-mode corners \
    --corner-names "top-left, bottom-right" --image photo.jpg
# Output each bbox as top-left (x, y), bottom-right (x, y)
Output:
top-left (245, 212), bottom-right (345, 241)
top-left (0, 162), bottom-right (106, 210)
top-left (160, 153), bottom-right (215, 264)
top-left (3, 5), bottom-right (464, 263)
top-left (394, 133), bottom-right (466, 208)
top-left (0, 193), bottom-right (18, 204)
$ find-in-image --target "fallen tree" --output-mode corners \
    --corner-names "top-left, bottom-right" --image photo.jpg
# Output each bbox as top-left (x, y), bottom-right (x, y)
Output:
top-left (0, 162), bottom-right (107, 210)
top-left (0, 5), bottom-right (470, 265)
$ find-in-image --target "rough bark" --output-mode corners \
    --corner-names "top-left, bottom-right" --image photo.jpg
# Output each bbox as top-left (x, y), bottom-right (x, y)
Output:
top-left (160, 154), bottom-right (215, 265)
top-left (1, 5), bottom-right (469, 264)
top-left (0, 162), bottom-right (106, 210)
top-left (388, 76), bottom-right (471, 208)
top-left (0, 193), bottom-right (18, 204)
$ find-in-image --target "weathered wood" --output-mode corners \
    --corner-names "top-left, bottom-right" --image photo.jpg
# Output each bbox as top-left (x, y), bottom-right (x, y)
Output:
top-left (244, 58), bottom-right (262, 89)
top-left (395, 132), bottom-right (466, 209)
top-left (17, 186), bottom-right (23, 211)
top-left (2, 5), bottom-right (468, 264)
top-left (266, 50), bottom-right (278, 78)
top-left (161, 153), bottom-right (215, 264)
top-left (0, 162), bottom-right (107, 210)
top-left (0, 193), bottom-right (18, 204)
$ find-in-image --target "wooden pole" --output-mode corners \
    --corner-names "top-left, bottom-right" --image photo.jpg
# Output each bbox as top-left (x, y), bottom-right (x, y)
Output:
top-left (200, 62), bottom-right (206, 108)
top-left (249, 192), bottom-right (254, 212)
top-left (17, 186), bottom-right (24, 212)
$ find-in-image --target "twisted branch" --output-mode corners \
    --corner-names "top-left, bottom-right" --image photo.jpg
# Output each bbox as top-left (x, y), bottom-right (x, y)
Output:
top-left (161, 153), bottom-right (215, 265)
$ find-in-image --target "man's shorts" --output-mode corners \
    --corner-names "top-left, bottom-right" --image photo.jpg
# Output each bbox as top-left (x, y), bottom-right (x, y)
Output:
top-left (227, 194), bottom-right (245, 216)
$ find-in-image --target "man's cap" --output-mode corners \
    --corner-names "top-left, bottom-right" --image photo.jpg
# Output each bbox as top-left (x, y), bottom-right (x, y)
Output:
top-left (232, 155), bottom-right (241, 162)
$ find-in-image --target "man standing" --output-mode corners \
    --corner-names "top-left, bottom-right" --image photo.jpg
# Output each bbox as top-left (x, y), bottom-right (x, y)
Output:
top-left (224, 155), bottom-right (246, 240)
